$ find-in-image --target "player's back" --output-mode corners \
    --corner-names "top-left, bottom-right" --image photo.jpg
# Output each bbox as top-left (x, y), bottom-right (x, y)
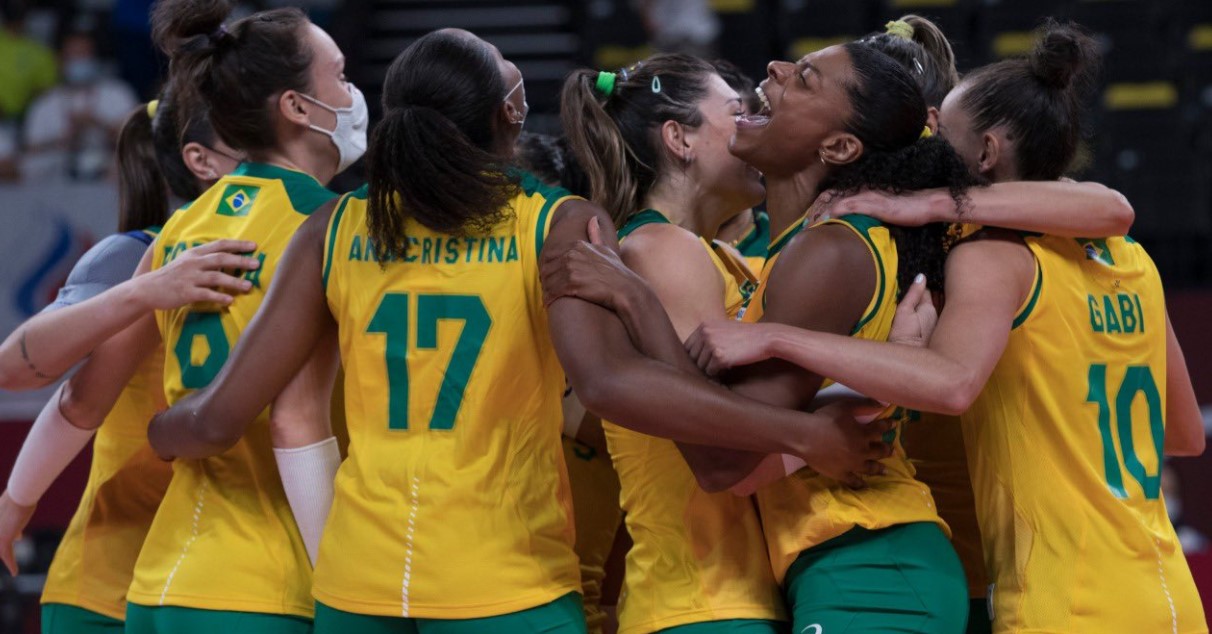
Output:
top-left (131, 163), bottom-right (335, 617)
top-left (963, 234), bottom-right (1205, 633)
top-left (314, 174), bottom-right (581, 618)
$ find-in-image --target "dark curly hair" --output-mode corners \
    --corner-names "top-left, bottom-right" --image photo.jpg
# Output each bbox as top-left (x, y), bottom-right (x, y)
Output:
top-left (824, 42), bottom-right (985, 299)
top-left (366, 29), bottom-right (520, 262)
top-left (515, 132), bottom-right (590, 198)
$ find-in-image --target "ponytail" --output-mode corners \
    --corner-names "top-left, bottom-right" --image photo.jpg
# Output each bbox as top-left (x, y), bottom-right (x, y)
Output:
top-left (861, 16), bottom-right (958, 107)
top-left (560, 54), bottom-right (714, 226)
top-left (366, 105), bottom-right (515, 262)
top-left (152, 0), bottom-right (313, 152)
top-left (560, 69), bottom-right (645, 226)
top-left (959, 20), bottom-right (1100, 180)
top-left (116, 105), bottom-right (170, 232)
top-left (366, 29), bottom-right (521, 263)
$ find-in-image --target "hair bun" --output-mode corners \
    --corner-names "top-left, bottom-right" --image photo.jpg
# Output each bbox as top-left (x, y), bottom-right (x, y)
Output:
top-left (1028, 21), bottom-right (1099, 91)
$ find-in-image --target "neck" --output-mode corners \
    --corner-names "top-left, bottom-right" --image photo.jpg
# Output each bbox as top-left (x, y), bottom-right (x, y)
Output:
top-left (643, 175), bottom-right (734, 240)
top-left (764, 163), bottom-right (826, 238)
top-left (255, 139), bottom-right (336, 186)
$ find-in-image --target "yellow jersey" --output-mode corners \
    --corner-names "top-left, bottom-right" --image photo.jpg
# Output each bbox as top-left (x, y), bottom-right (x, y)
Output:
top-left (733, 209), bottom-right (770, 274)
top-left (606, 210), bottom-right (783, 634)
top-left (746, 215), bottom-right (945, 582)
top-left (562, 436), bottom-right (622, 634)
top-left (962, 234), bottom-right (1206, 633)
top-left (132, 163), bottom-right (336, 617)
top-left (314, 174), bottom-right (581, 618)
top-left (41, 228), bottom-right (173, 620)
top-left (902, 413), bottom-right (987, 599)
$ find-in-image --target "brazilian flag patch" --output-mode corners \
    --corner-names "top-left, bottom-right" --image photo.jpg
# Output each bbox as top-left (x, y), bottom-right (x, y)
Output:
top-left (1079, 238), bottom-right (1115, 266)
top-left (217, 184), bottom-right (259, 217)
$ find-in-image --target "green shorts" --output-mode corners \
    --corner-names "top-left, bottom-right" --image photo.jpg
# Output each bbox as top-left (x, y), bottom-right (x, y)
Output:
top-left (967, 598), bottom-right (992, 634)
top-left (660, 618), bottom-right (787, 633)
top-left (314, 592), bottom-right (586, 634)
top-left (41, 604), bottom-right (123, 634)
top-left (784, 522), bottom-right (968, 634)
top-left (124, 603), bottom-right (312, 634)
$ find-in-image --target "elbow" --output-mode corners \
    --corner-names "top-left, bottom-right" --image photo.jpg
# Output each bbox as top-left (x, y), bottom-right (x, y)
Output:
top-left (934, 371), bottom-right (982, 416)
top-left (58, 381), bottom-right (105, 430)
top-left (1167, 433), bottom-right (1207, 458)
top-left (568, 373), bottom-right (622, 421)
top-left (694, 469), bottom-right (740, 494)
top-left (1107, 190), bottom-right (1135, 236)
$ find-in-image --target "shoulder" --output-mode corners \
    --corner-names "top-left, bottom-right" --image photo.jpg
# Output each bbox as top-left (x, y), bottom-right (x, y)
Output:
top-left (622, 223), bottom-right (717, 281)
top-left (777, 220), bottom-right (875, 279)
top-left (44, 233), bottom-right (148, 311)
top-left (946, 229), bottom-right (1035, 299)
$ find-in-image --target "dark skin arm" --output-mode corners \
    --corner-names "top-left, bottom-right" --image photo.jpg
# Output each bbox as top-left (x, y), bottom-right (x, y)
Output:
top-left (148, 201), bottom-right (339, 459)
top-left (674, 223), bottom-right (878, 490)
top-left (544, 207), bottom-right (890, 485)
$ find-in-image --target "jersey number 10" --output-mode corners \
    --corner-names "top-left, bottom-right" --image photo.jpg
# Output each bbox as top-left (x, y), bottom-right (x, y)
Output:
top-left (1086, 364), bottom-right (1164, 500)
top-left (368, 293), bottom-right (491, 431)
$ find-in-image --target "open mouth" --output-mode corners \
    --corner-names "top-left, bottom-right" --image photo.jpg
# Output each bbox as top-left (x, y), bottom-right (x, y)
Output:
top-left (736, 85), bottom-right (772, 129)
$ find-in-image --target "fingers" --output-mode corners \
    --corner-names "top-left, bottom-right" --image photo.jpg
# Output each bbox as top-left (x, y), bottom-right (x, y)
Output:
top-left (191, 239), bottom-right (257, 256)
top-left (199, 252), bottom-right (262, 273)
top-left (587, 216), bottom-right (604, 245)
top-left (898, 273), bottom-right (928, 315)
top-left (842, 473), bottom-right (867, 490)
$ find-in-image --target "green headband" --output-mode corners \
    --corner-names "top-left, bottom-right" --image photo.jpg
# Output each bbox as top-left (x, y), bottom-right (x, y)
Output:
top-left (595, 71), bottom-right (617, 98)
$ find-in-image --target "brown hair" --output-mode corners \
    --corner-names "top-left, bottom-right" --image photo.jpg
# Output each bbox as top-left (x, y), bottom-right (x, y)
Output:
top-left (116, 105), bottom-right (170, 232)
top-left (151, 0), bottom-right (313, 152)
top-left (560, 54), bottom-right (716, 225)
top-left (860, 15), bottom-right (960, 107)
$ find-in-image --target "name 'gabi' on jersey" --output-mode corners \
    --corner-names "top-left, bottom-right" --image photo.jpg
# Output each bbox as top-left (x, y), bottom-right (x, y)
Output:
top-left (346, 234), bottom-right (520, 264)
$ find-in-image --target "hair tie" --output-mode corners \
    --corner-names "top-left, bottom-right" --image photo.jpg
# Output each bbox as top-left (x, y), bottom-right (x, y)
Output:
top-left (920, 125), bottom-right (933, 139)
top-left (885, 20), bottom-right (914, 42)
top-left (595, 71), bottom-right (617, 98)
top-left (146, 100), bottom-right (159, 119)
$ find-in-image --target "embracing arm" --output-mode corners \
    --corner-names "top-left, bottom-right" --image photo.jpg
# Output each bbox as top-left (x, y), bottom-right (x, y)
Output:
top-left (0, 239), bottom-right (260, 390)
top-left (828, 181), bottom-right (1133, 238)
top-left (543, 201), bottom-right (890, 473)
top-left (1164, 313), bottom-right (1205, 457)
top-left (148, 203), bottom-right (338, 460)
top-left (689, 235), bottom-right (1035, 416)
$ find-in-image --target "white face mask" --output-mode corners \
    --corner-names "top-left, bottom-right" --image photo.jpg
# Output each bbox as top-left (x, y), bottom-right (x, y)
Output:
top-left (300, 83), bottom-right (369, 173)
top-left (504, 79), bottom-right (528, 127)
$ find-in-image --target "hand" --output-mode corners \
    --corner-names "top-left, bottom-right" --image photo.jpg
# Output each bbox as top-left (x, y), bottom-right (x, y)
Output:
top-left (798, 401), bottom-right (895, 489)
top-left (134, 240), bottom-right (261, 310)
top-left (889, 273), bottom-right (938, 347)
top-left (540, 216), bottom-right (646, 311)
top-left (0, 490), bottom-right (36, 575)
top-left (814, 189), bottom-right (943, 227)
top-left (684, 320), bottom-right (776, 376)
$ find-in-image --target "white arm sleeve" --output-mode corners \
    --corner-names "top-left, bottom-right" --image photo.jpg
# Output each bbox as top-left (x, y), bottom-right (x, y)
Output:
top-left (6, 385), bottom-right (96, 506)
top-left (274, 437), bottom-right (340, 567)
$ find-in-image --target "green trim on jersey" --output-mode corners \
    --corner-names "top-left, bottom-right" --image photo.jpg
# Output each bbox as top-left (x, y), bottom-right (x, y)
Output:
top-left (735, 210), bottom-right (771, 258)
top-left (323, 191), bottom-right (362, 291)
top-left (518, 171), bottom-right (574, 258)
top-left (1012, 258), bottom-right (1044, 329)
top-left (830, 215), bottom-right (888, 335)
top-left (617, 209), bottom-right (671, 241)
top-left (233, 162), bottom-right (336, 215)
top-left (766, 214), bottom-right (806, 260)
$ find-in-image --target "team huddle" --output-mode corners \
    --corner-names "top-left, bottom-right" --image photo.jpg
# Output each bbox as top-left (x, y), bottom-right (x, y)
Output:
top-left (0, 0), bottom-right (1206, 632)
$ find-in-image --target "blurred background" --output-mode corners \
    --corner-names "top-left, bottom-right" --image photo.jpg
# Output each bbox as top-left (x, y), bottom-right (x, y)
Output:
top-left (0, 0), bottom-right (1210, 630)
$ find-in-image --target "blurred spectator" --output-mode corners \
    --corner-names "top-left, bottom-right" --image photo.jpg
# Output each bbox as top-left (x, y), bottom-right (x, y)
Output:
top-left (635, 0), bottom-right (719, 58)
top-left (1165, 463), bottom-right (1209, 555)
top-left (22, 27), bottom-right (137, 182)
top-left (0, 0), bottom-right (56, 120)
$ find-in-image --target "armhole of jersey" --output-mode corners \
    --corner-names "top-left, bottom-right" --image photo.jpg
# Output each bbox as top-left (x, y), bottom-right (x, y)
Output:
top-left (322, 193), bottom-right (352, 293)
top-left (821, 217), bottom-right (887, 335)
top-left (1011, 254), bottom-right (1043, 330)
top-left (533, 194), bottom-right (571, 259)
